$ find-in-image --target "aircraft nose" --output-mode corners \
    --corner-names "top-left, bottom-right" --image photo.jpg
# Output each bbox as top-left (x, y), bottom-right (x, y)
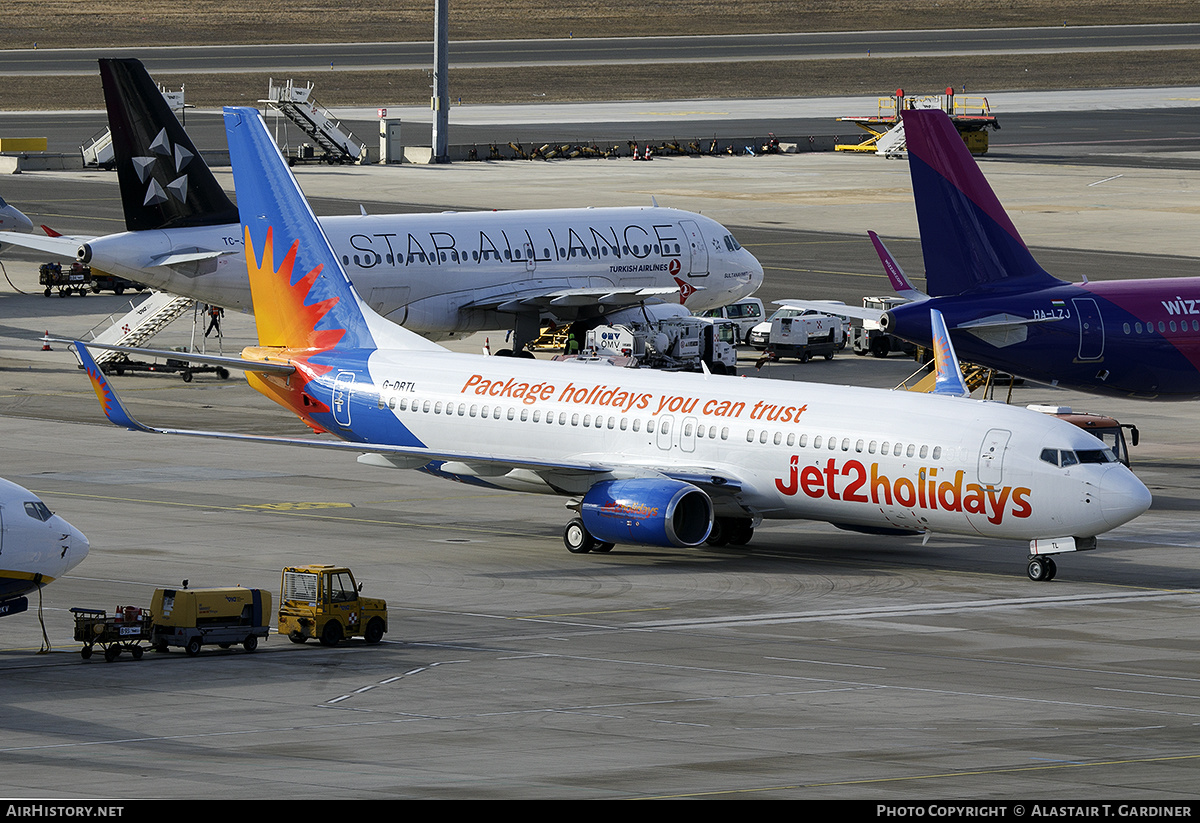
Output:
top-left (746, 253), bottom-right (764, 292)
top-left (63, 523), bottom-right (90, 571)
top-left (1099, 469), bottom-right (1152, 530)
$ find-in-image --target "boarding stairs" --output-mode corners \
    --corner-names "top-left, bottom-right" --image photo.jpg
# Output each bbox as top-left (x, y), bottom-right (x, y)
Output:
top-left (262, 79), bottom-right (366, 164)
top-left (81, 85), bottom-right (186, 168)
top-left (836, 89), bottom-right (997, 157)
top-left (84, 291), bottom-right (194, 365)
top-left (898, 357), bottom-right (994, 395)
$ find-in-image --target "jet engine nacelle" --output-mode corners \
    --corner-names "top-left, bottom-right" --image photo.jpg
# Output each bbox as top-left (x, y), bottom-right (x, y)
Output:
top-left (580, 478), bottom-right (713, 547)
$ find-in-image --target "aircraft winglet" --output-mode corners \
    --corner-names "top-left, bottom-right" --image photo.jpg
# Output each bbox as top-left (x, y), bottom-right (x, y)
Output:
top-left (74, 342), bottom-right (156, 432)
top-left (868, 231), bottom-right (927, 301)
top-left (929, 309), bottom-right (970, 397)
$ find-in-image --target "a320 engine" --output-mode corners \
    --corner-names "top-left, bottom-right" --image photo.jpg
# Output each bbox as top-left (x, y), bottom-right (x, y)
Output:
top-left (564, 478), bottom-right (714, 553)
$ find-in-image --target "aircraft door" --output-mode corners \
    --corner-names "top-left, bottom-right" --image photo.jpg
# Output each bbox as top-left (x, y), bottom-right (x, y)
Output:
top-left (978, 428), bottom-right (1011, 487)
top-left (680, 416), bottom-right (697, 453)
top-left (524, 241), bottom-right (536, 272)
top-left (1072, 298), bottom-right (1104, 361)
top-left (656, 415), bottom-right (674, 451)
top-left (680, 220), bottom-right (709, 277)
top-left (332, 371), bottom-right (355, 427)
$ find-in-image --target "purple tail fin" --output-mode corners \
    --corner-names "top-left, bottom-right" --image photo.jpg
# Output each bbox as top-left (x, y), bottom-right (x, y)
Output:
top-left (902, 109), bottom-right (1060, 297)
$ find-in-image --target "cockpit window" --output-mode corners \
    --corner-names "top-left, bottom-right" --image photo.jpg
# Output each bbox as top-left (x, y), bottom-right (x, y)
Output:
top-left (24, 501), bottom-right (52, 521)
top-left (1040, 448), bottom-right (1115, 468)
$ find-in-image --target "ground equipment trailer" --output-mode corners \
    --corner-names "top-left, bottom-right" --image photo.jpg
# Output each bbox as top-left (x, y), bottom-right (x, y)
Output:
top-left (72, 605), bottom-right (151, 662)
top-left (850, 296), bottom-right (918, 358)
top-left (39, 262), bottom-right (143, 297)
top-left (279, 565), bottom-right (387, 647)
top-left (763, 313), bottom-right (843, 362)
top-left (149, 586), bottom-right (271, 656)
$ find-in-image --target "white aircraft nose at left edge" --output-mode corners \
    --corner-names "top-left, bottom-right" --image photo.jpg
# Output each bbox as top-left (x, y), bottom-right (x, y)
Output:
top-left (0, 477), bottom-right (90, 619)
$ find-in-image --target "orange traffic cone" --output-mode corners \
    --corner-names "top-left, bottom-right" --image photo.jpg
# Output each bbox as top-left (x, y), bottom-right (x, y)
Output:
top-left (41, 331), bottom-right (51, 351)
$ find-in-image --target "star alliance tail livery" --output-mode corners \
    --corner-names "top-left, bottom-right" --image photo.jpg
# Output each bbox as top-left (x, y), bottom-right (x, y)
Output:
top-left (74, 107), bottom-right (1151, 581)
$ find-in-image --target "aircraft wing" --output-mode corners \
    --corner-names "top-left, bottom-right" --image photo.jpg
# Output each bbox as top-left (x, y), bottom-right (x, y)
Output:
top-left (474, 284), bottom-right (693, 313)
top-left (0, 230), bottom-right (88, 257)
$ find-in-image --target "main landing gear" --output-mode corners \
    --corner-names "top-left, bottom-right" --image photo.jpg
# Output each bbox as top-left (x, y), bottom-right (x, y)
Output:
top-left (563, 518), bottom-right (613, 554)
top-left (1026, 555), bottom-right (1057, 582)
top-left (705, 517), bottom-right (754, 547)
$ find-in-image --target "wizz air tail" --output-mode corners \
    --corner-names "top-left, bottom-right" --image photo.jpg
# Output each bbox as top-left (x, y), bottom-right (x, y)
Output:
top-left (902, 109), bottom-right (1060, 297)
top-left (100, 58), bottom-right (239, 232)
top-left (222, 106), bottom-right (440, 355)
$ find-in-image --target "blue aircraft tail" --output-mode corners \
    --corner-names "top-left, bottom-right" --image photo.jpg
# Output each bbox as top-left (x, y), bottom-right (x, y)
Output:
top-left (902, 109), bottom-right (1061, 297)
top-left (222, 106), bottom-right (440, 355)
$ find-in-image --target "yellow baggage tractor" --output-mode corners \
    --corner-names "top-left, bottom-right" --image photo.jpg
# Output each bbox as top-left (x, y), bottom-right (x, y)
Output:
top-left (278, 565), bottom-right (387, 647)
top-left (149, 586), bottom-right (271, 656)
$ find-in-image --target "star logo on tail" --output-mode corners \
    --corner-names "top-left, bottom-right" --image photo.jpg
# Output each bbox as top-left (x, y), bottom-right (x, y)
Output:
top-left (131, 127), bottom-right (193, 207)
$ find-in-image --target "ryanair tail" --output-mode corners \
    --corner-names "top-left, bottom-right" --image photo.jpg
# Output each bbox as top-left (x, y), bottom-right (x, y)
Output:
top-left (101, 57), bottom-right (240, 232)
top-left (222, 106), bottom-right (440, 355)
top-left (902, 109), bottom-right (1060, 297)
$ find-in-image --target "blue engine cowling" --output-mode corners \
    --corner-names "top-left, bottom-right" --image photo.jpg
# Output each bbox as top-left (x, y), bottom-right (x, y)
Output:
top-left (580, 479), bottom-right (713, 548)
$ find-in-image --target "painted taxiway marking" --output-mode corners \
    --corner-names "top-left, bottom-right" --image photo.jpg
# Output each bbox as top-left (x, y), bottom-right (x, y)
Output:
top-left (639, 752), bottom-right (1200, 799)
top-left (325, 660), bottom-right (467, 706)
top-left (36, 488), bottom-right (541, 538)
top-left (629, 589), bottom-right (1200, 630)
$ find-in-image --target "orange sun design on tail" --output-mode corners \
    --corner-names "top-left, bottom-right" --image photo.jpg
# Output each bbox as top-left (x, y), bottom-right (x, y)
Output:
top-left (247, 225), bottom-right (347, 354)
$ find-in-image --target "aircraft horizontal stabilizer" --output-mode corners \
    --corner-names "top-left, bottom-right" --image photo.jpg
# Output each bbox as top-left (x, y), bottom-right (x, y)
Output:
top-left (773, 299), bottom-right (884, 323)
top-left (74, 339), bottom-right (610, 476)
top-left (0, 231), bottom-right (90, 258)
top-left (146, 249), bottom-right (234, 269)
top-left (65, 340), bottom-right (295, 376)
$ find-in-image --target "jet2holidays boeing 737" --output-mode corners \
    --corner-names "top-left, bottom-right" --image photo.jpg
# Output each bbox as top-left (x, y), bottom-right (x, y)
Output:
top-left (74, 107), bottom-right (1151, 582)
top-left (0, 58), bottom-right (761, 352)
top-left (781, 108), bottom-right (1200, 399)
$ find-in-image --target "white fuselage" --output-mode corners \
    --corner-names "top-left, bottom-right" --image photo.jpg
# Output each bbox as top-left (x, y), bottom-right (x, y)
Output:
top-left (317, 348), bottom-right (1151, 543)
top-left (0, 478), bottom-right (90, 605)
top-left (81, 206), bottom-right (763, 337)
